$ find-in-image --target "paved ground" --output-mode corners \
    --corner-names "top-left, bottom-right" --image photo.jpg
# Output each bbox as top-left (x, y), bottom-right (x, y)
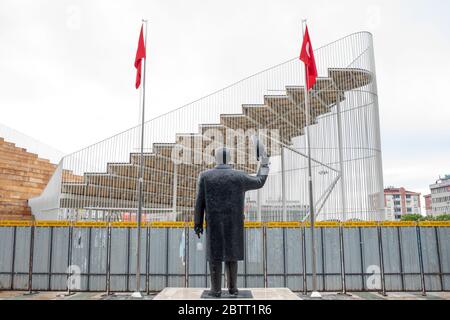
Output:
top-left (1, 291), bottom-right (450, 300)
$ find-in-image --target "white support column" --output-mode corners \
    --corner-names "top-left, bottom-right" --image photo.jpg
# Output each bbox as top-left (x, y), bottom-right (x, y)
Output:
top-left (336, 96), bottom-right (347, 221)
top-left (257, 188), bottom-right (262, 222)
top-left (173, 162), bottom-right (178, 219)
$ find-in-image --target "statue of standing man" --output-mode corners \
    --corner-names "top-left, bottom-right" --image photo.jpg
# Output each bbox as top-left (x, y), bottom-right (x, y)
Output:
top-left (194, 140), bottom-right (270, 297)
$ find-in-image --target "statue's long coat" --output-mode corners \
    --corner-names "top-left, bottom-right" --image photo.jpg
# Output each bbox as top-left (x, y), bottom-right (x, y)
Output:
top-left (194, 164), bottom-right (268, 261)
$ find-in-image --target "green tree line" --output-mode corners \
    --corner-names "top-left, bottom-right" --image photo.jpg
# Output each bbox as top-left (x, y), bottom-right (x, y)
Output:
top-left (401, 214), bottom-right (450, 221)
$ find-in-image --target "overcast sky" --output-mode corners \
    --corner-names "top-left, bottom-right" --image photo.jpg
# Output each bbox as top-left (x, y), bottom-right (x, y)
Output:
top-left (1, 0), bottom-right (449, 205)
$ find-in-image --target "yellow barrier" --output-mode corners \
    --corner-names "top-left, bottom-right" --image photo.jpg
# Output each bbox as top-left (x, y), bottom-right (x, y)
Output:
top-left (266, 222), bottom-right (301, 228)
top-left (315, 221), bottom-right (341, 228)
top-left (244, 222), bottom-right (263, 228)
top-left (73, 221), bottom-right (108, 228)
top-left (418, 221), bottom-right (450, 227)
top-left (0, 220), bottom-right (33, 227)
top-left (341, 221), bottom-right (378, 228)
top-left (111, 222), bottom-right (138, 228)
top-left (380, 221), bottom-right (417, 227)
top-left (35, 221), bottom-right (70, 227)
top-left (149, 221), bottom-right (186, 228)
top-left (1, 220), bottom-right (450, 228)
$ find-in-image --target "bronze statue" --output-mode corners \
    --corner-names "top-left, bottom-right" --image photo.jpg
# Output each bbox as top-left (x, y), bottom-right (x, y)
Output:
top-left (194, 141), bottom-right (270, 297)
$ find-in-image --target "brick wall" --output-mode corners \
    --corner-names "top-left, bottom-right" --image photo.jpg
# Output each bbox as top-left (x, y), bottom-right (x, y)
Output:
top-left (0, 137), bottom-right (56, 220)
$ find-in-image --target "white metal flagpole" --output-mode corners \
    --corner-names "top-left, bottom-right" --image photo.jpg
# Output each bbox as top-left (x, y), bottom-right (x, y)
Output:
top-left (301, 19), bottom-right (321, 298)
top-left (132, 19), bottom-right (148, 299)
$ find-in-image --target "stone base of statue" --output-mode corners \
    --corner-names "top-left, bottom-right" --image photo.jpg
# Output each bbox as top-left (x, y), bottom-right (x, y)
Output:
top-left (153, 288), bottom-right (301, 300)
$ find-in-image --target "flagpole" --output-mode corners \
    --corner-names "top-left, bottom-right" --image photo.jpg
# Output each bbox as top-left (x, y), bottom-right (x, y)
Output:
top-left (132, 19), bottom-right (148, 299)
top-left (301, 19), bottom-right (321, 298)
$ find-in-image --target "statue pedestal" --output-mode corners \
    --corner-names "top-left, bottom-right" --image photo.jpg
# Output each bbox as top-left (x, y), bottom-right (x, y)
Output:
top-left (153, 288), bottom-right (301, 300)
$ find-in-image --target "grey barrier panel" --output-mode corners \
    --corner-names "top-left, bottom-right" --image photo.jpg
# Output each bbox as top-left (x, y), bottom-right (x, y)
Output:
top-left (381, 228), bottom-right (402, 291)
top-left (12, 227), bottom-right (31, 290)
top-left (0, 227), bottom-right (14, 289)
top-left (148, 228), bottom-right (166, 291)
top-left (89, 228), bottom-right (108, 291)
top-left (1, 225), bottom-right (450, 292)
top-left (266, 228), bottom-right (285, 288)
top-left (342, 228), bottom-right (362, 291)
top-left (304, 227), bottom-right (324, 291)
top-left (360, 228), bottom-right (381, 291)
top-left (71, 227), bottom-right (90, 291)
top-left (246, 228), bottom-right (264, 287)
top-left (188, 229), bottom-right (207, 288)
top-left (31, 227), bottom-right (51, 290)
top-left (322, 228), bottom-right (341, 291)
top-left (127, 228), bottom-right (147, 292)
top-left (50, 227), bottom-right (69, 291)
top-left (285, 228), bottom-right (303, 292)
top-left (420, 228), bottom-right (441, 291)
top-left (399, 227), bottom-right (421, 291)
top-left (437, 228), bottom-right (450, 290)
top-left (167, 228), bottom-right (185, 287)
top-left (110, 228), bottom-right (129, 292)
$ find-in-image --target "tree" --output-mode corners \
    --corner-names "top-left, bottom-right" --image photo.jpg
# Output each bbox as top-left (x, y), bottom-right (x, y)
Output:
top-left (400, 214), bottom-right (450, 222)
top-left (400, 214), bottom-right (423, 221)
top-left (435, 214), bottom-right (450, 221)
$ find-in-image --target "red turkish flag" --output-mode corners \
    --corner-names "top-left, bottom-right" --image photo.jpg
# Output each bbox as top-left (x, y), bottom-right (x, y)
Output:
top-left (299, 26), bottom-right (318, 91)
top-left (134, 25), bottom-right (146, 89)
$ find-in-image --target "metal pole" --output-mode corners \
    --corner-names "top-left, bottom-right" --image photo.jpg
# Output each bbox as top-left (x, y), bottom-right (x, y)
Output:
top-left (165, 228), bottom-right (169, 288)
top-left (67, 224), bottom-right (74, 295)
top-left (133, 19), bottom-right (148, 298)
top-left (173, 162), bottom-right (178, 218)
top-left (301, 225), bottom-right (307, 295)
top-left (263, 225), bottom-right (268, 288)
top-left (320, 227), bottom-right (325, 291)
top-left (434, 227), bottom-right (444, 291)
top-left (244, 228), bottom-right (248, 288)
top-left (48, 226), bottom-right (54, 291)
top-left (145, 224), bottom-right (150, 294)
top-left (105, 219), bottom-right (112, 295)
top-left (127, 227), bottom-right (131, 292)
top-left (302, 19), bottom-right (319, 298)
top-left (27, 224), bottom-right (35, 294)
top-left (282, 227), bottom-right (287, 288)
top-left (184, 226), bottom-right (189, 288)
top-left (338, 225), bottom-right (347, 294)
top-left (377, 226), bottom-right (387, 296)
top-left (86, 227), bottom-right (92, 291)
top-left (416, 226), bottom-right (427, 296)
top-left (358, 227), bottom-right (365, 290)
top-left (281, 147), bottom-right (287, 221)
top-left (10, 226), bottom-right (17, 290)
top-left (397, 226), bottom-right (405, 291)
